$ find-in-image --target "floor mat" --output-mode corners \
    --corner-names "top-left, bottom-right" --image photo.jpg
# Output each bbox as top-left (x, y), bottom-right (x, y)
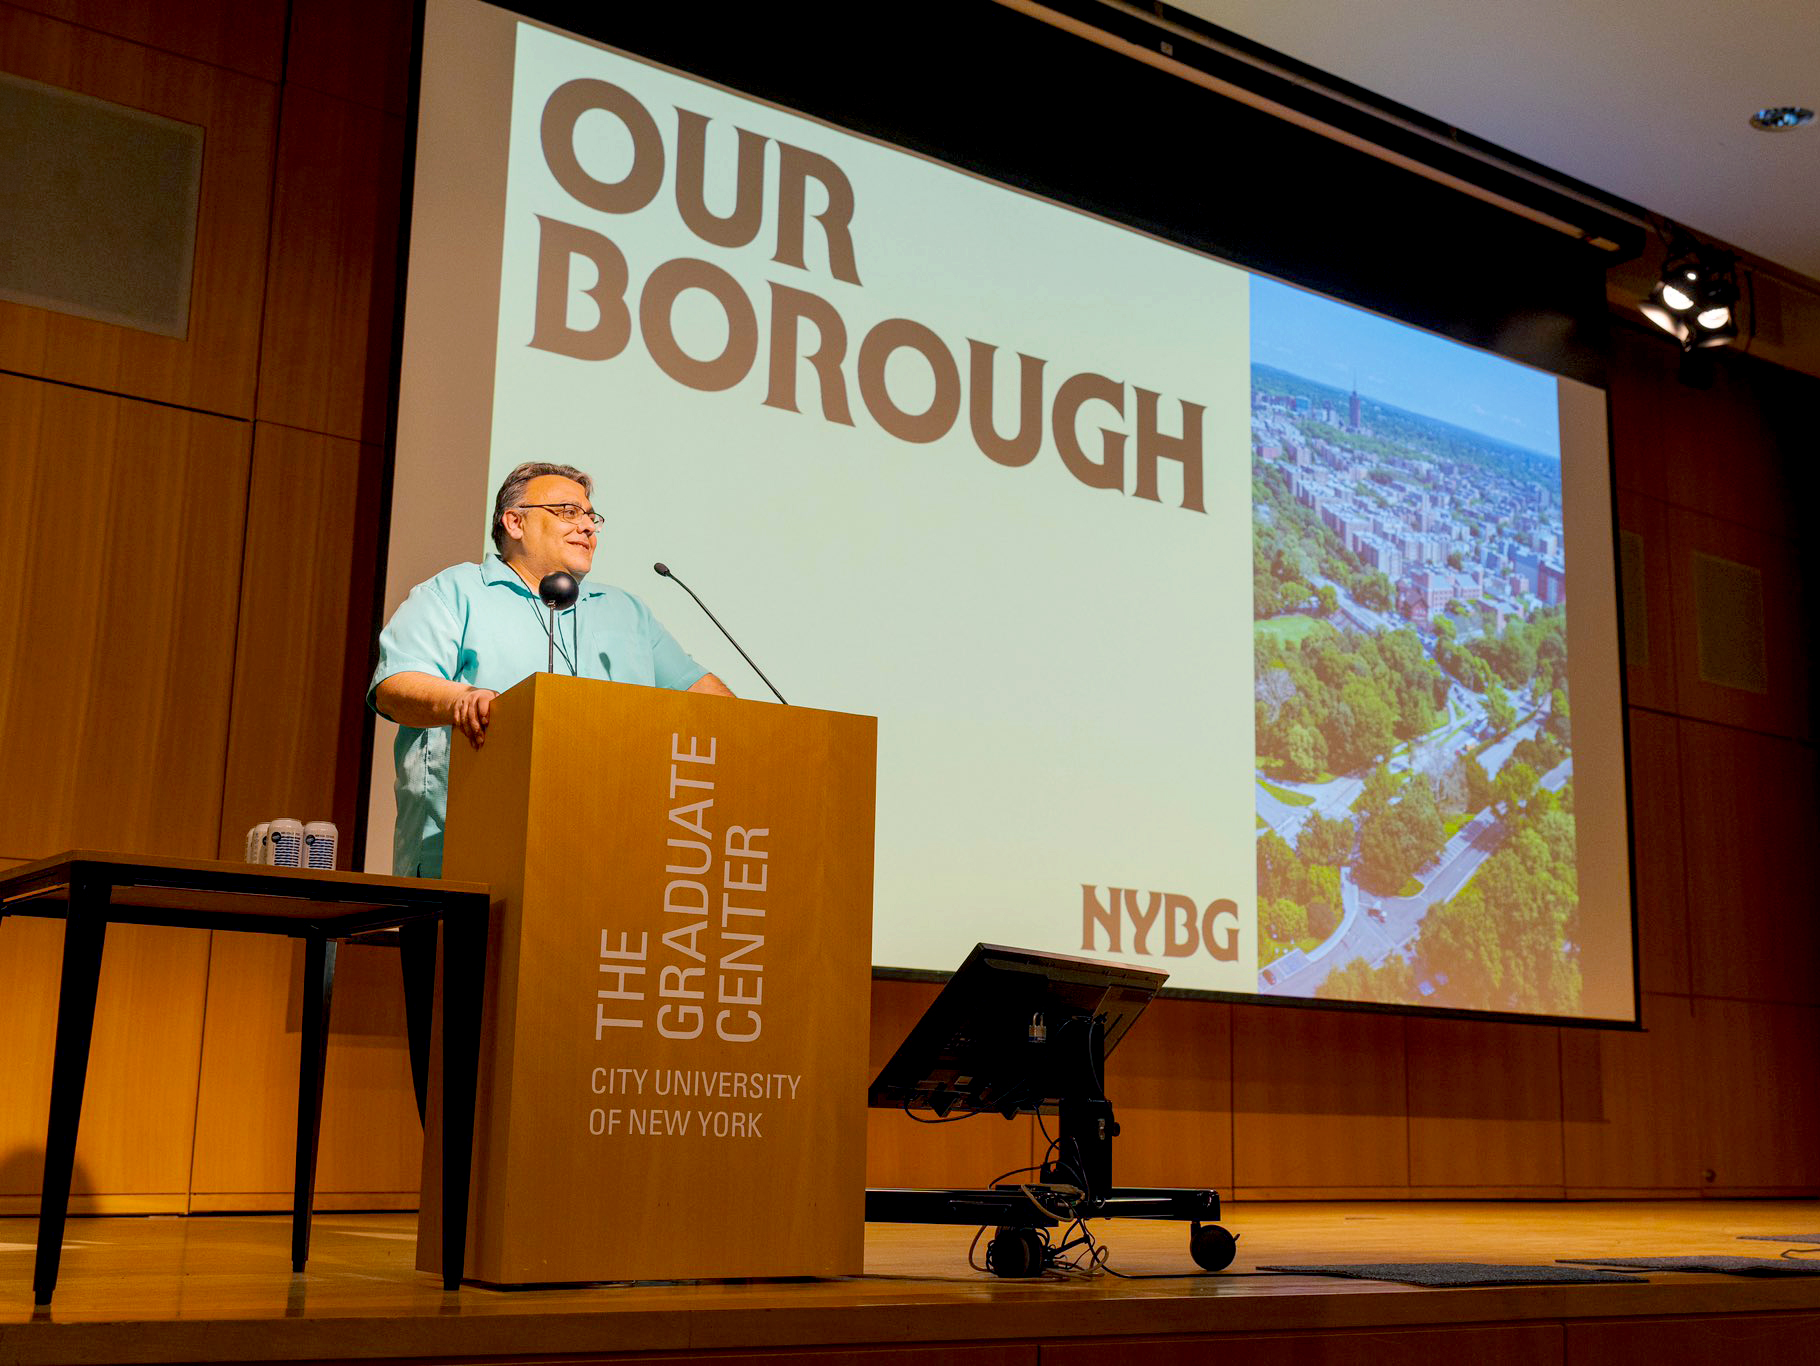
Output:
top-left (1559, 1256), bottom-right (1820, 1277)
top-left (1258, 1262), bottom-right (1645, 1287)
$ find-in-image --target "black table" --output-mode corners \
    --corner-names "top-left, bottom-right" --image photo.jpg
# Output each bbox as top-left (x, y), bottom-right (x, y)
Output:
top-left (0, 851), bottom-right (489, 1306)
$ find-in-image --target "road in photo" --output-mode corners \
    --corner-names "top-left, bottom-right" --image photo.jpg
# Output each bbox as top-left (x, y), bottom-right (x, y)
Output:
top-left (1247, 277), bottom-right (1581, 1016)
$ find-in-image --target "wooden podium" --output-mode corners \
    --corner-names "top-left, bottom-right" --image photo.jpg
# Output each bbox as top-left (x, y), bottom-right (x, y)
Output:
top-left (416, 674), bottom-right (876, 1285)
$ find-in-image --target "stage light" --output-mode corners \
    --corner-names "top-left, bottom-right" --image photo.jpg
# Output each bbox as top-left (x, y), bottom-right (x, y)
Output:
top-left (1642, 233), bottom-right (1739, 351)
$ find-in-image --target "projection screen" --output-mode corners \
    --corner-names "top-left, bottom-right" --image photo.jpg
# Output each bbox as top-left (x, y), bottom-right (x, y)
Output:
top-left (369, 0), bottom-right (1636, 1024)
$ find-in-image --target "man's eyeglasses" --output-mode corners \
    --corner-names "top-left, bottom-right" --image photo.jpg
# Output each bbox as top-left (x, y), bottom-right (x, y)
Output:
top-left (515, 502), bottom-right (604, 529)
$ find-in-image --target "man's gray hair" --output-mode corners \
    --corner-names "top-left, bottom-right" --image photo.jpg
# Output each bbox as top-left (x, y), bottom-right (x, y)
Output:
top-left (490, 461), bottom-right (594, 554)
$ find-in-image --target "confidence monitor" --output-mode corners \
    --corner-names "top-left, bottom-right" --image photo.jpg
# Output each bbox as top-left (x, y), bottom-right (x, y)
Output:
top-left (869, 943), bottom-right (1163, 1121)
top-left (866, 944), bottom-right (1234, 1277)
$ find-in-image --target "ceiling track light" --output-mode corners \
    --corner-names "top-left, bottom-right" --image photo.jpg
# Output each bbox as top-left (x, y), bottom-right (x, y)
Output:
top-left (1640, 230), bottom-right (1740, 352)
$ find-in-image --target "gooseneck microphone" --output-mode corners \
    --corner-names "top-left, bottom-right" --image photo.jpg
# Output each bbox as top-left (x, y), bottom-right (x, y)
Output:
top-left (539, 572), bottom-right (579, 674)
top-left (653, 563), bottom-right (788, 704)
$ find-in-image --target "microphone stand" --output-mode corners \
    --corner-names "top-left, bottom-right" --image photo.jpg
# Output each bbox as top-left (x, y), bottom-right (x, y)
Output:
top-left (538, 572), bottom-right (580, 674)
top-left (653, 563), bottom-right (788, 704)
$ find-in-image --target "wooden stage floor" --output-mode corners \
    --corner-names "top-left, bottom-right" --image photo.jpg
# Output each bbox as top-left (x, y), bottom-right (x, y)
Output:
top-left (6, 1201), bottom-right (1820, 1364)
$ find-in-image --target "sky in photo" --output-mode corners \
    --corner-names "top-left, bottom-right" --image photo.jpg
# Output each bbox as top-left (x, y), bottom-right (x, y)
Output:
top-left (1249, 275), bottom-right (1561, 460)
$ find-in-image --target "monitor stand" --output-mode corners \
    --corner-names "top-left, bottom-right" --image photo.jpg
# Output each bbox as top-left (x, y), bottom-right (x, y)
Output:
top-left (865, 1011), bottom-right (1236, 1277)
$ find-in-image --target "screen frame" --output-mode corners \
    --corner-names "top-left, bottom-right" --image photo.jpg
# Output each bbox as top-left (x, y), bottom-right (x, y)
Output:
top-left (368, 0), bottom-right (1642, 1031)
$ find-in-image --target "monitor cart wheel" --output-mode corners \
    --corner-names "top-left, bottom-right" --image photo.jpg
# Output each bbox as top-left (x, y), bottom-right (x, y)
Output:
top-left (1189, 1220), bottom-right (1237, 1272)
top-left (985, 1226), bottom-right (1048, 1278)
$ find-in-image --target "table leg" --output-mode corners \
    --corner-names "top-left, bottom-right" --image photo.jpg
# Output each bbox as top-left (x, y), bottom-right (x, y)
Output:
top-left (439, 895), bottom-right (489, 1291)
top-left (399, 920), bottom-right (437, 1124)
top-left (34, 880), bottom-right (109, 1308)
top-left (292, 936), bottom-right (337, 1273)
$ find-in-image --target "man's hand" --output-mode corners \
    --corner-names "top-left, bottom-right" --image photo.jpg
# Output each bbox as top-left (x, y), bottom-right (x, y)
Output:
top-left (451, 686), bottom-right (498, 748)
top-left (376, 673), bottom-right (503, 740)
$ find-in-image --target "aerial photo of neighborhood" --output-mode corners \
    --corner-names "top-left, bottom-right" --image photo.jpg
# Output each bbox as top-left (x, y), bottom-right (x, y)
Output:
top-left (1249, 278), bottom-right (1581, 1017)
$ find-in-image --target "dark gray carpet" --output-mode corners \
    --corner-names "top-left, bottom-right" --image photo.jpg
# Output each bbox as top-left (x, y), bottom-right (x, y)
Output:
top-left (1560, 1255), bottom-right (1820, 1277)
top-left (1739, 1234), bottom-right (1820, 1244)
top-left (1258, 1262), bottom-right (1645, 1287)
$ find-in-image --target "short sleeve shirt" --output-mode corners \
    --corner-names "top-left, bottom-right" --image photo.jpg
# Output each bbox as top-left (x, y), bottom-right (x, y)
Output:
top-left (369, 555), bottom-right (707, 877)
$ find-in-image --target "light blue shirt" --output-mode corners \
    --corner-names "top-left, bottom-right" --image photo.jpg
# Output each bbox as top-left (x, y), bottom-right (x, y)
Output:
top-left (369, 555), bottom-right (707, 877)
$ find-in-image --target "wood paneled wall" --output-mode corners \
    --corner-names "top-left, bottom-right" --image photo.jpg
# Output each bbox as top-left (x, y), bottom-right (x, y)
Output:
top-left (1, 1), bottom-right (1817, 1215)
top-left (0, 0), bottom-right (418, 1213)
top-left (0, 2), bottom-right (276, 414)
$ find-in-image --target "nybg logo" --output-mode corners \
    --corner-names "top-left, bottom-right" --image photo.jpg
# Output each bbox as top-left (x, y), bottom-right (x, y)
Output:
top-left (1081, 885), bottom-right (1242, 962)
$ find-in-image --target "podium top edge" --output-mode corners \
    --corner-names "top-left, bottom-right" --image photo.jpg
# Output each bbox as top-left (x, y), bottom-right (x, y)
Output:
top-left (504, 673), bottom-right (879, 725)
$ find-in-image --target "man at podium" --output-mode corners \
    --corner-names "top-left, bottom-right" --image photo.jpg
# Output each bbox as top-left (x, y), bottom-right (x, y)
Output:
top-left (369, 461), bottom-right (733, 877)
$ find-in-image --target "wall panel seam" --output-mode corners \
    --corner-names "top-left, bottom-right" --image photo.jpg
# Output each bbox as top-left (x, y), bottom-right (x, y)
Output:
top-left (0, 367), bottom-right (252, 426)
top-left (0, 2), bottom-right (284, 86)
top-left (247, 45), bottom-right (296, 437)
top-left (280, 76), bottom-right (398, 120)
top-left (1401, 1012), bottom-right (1413, 1187)
top-left (1677, 725), bottom-right (1697, 1011)
top-left (182, 929), bottom-right (217, 1214)
top-left (208, 0), bottom-right (299, 870)
top-left (278, 0), bottom-right (296, 88)
top-left (1630, 702), bottom-right (1817, 750)
top-left (1630, 494), bottom-right (1805, 547)
top-left (1554, 1026), bottom-right (1568, 1190)
top-left (209, 421), bottom-right (259, 861)
top-left (1227, 1002), bottom-right (1238, 1190)
top-left (1686, 992), bottom-right (1820, 1009)
top-left (254, 416), bottom-right (371, 447)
